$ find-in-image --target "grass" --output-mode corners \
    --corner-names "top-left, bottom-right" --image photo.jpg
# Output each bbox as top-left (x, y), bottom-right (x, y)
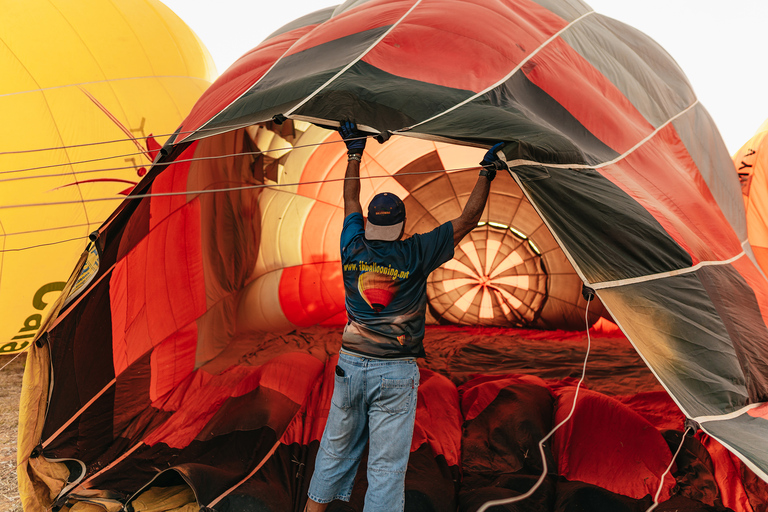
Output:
top-left (0, 352), bottom-right (26, 512)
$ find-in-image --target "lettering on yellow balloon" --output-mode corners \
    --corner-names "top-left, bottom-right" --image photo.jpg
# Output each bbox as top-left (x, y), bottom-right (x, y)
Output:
top-left (1, 281), bottom-right (66, 353)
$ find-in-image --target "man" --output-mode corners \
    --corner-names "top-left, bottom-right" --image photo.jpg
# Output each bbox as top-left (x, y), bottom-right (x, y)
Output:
top-left (305, 121), bottom-right (505, 512)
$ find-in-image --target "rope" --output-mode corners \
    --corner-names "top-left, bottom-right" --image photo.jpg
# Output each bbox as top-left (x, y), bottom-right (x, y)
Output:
top-left (0, 351), bottom-right (24, 372)
top-left (645, 426), bottom-right (692, 512)
top-left (0, 134), bottom-right (370, 179)
top-left (476, 296), bottom-right (593, 512)
top-left (0, 161), bottom-right (480, 212)
top-left (0, 123), bottom-right (249, 156)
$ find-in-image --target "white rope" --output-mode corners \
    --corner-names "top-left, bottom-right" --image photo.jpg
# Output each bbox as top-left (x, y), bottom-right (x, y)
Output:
top-left (476, 295), bottom-right (593, 512)
top-left (645, 426), bottom-right (692, 512)
top-left (0, 351), bottom-right (24, 372)
top-left (283, 0), bottom-right (424, 117)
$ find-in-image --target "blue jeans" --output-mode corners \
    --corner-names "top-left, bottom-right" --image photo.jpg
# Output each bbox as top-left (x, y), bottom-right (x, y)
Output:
top-left (308, 352), bottom-right (420, 512)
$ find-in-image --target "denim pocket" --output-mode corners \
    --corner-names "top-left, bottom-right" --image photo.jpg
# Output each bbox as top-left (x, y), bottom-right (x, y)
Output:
top-left (377, 377), bottom-right (414, 414)
top-left (331, 374), bottom-right (351, 410)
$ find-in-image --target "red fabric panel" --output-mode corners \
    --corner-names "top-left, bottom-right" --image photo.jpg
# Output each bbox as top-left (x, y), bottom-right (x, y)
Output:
top-left (616, 391), bottom-right (685, 431)
top-left (280, 0), bottom-right (410, 59)
top-left (110, 199), bottom-right (206, 376)
top-left (552, 386), bottom-right (675, 500)
top-left (524, 38), bottom-right (652, 155)
top-left (110, 246), bottom-right (150, 376)
top-left (301, 201), bottom-right (344, 265)
top-left (697, 433), bottom-right (755, 512)
top-left (148, 143), bottom-right (197, 229)
top-left (281, 354), bottom-right (338, 445)
top-left (278, 263), bottom-right (346, 327)
top-left (410, 369), bottom-right (461, 466)
top-left (320, 311), bottom-right (348, 326)
top-left (363, 0), bottom-right (567, 93)
top-left (599, 125), bottom-right (744, 265)
top-left (460, 373), bottom-right (549, 422)
top-left (748, 403), bottom-right (768, 420)
top-left (149, 323), bottom-right (199, 402)
top-left (145, 353), bottom-right (322, 449)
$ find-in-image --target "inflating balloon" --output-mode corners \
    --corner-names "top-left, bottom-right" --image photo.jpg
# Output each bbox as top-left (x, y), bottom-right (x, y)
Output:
top-left (733, 118), bottom-right (768, 274)
top-left (17, 1), bottom-right (768, 511)
top-left (0, 0), bottom-right (216, 354)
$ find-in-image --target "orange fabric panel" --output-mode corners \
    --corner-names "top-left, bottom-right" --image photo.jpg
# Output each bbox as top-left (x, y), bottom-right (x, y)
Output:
top-left (300, 202), bottom-right (345, 265)
top-left (298, 131), bottom-right (345, 200)
top-left (552, 386), bottom-right (675, 501)
top-left (278, 263), bottom-right (346, 327)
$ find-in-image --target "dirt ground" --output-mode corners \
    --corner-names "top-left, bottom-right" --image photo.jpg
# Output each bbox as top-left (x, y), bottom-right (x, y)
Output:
top-left (0, 352), bottom-right (26, 512)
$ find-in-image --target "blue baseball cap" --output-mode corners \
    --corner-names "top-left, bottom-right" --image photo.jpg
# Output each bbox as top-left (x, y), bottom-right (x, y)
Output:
top-left (365, 192), bottom-right (405, 241)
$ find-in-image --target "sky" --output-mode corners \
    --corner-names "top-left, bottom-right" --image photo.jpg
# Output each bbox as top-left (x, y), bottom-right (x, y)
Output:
top-left (161, 0), bottom-right (768, 155)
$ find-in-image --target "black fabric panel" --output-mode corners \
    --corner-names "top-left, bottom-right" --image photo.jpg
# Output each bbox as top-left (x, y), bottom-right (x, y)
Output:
top-left (517, 166), bottom-right (692, 282)
top-left (554, 479), bottom-right (652, 512)
top-left (42, 277), bottom-right (115, 448)
top-left (216, 441), bottom-right (320, 512)
top-left (661, 430), bottom-right (722, 507)
top-left (598, 274), bottom-right (748, 417)
top-left (459, 473), bottom-right (557, 512)
top-left (317, 443), bottom-right (459, 512)
top-left (92, 427), bottom-right (281, 501)
top-left (205, 28), bottom-right (397, 132)
top-left (462, 385), bottom-right (555, 478)
top-left (696, 260), bottom-right (768, 404)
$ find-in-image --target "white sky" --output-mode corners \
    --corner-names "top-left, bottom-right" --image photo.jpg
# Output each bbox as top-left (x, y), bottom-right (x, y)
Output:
top-left (162, 0), bottom-right (767, 155)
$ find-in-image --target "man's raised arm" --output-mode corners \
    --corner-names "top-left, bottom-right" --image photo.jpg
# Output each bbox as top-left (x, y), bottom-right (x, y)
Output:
top-left (339, 121), bottom-right (366, 217)
top-left (451, 143), bottom-right (506, 246)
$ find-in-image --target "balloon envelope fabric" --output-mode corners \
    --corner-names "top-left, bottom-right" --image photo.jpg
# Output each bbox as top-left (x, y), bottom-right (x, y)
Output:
top-left (17, 0), bottom-right (768, 511)
top-left (0, 0), bottom-right (216, 355)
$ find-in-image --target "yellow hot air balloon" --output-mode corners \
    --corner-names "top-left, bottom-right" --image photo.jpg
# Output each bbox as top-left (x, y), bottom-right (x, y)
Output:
top-left (734, 118), bottom-right (768, 274)
top-left (0, 0), bottom-right (216, 353)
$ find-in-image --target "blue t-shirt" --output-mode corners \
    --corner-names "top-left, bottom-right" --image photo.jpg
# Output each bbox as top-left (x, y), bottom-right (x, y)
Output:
top-left (340, 212), bottom-right (454, 358)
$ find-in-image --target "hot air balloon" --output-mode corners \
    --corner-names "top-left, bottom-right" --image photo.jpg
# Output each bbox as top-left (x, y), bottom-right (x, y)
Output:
top-left (733, 119), bottom-right (768, 275)
top-left (16, 1), bottom-right (768, 511)
top-left (0, 0), bottom-right (216, 355)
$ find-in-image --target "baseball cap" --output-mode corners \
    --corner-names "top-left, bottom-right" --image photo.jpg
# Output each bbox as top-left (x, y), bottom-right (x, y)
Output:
top-left (365, 193), bottom-right (405, 241)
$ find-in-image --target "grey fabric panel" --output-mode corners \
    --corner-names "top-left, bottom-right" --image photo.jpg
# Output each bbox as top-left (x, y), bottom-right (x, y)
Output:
top-left (698, 264), bottom-right (768, 403)
top-left (598, 273), bottom-right (749, 418)
top-left (672, 103), bottom-right (747, 242)
top-left (515, 165), bottom-right (692, 283)
top-left (701, 416), bottom-right (768, 482)
top-left (561, 14), bottom-right (695, 130)
top-left (527, 0), bottom-right (592, 21)
top-left (263, 6), bottom-right (337, 42)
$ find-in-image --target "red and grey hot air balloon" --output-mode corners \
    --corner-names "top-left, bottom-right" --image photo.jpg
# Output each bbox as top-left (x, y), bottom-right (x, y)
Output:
top-left (17, 1), bottom-right (768, 511)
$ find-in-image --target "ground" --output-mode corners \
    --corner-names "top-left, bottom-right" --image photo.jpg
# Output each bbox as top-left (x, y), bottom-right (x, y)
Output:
top-left (0, 352), bottom-right (25, 512)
